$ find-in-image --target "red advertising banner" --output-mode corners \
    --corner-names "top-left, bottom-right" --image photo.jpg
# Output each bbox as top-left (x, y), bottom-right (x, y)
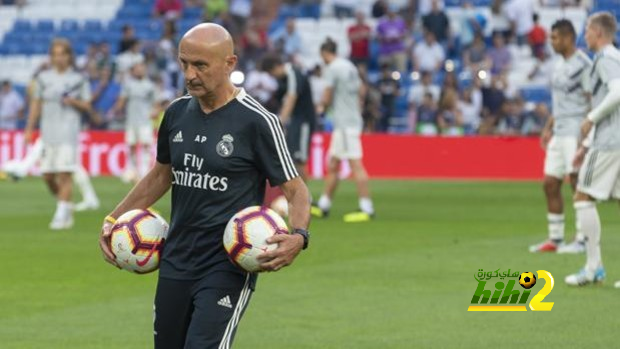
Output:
top-left (0, 131), bottom-right (545, 180)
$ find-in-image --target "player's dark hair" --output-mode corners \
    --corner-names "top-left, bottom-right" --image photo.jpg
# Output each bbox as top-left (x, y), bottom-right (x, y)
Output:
top-left (551, 19), bottom-right (576, 39)
top-left (320, 38), bottom-right (337, 54)
top-left (260, 54), bottom-right (283, 72)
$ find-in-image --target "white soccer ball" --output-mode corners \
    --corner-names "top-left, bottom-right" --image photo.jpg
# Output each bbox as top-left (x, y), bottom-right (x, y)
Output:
top-left (223, 206), bottom-right (289, 272)
top-left (110, 209), bottom-right (169, 274)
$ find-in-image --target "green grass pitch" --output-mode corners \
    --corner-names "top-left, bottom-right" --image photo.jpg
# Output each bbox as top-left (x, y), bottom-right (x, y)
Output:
top-left (1, 177), bottom-right (620, 348)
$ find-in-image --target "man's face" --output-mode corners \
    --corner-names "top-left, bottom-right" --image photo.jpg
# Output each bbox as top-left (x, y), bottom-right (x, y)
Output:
top-left (584, 21), bottom-right (598, 51)
top-left (50, 44), bottom-right (71, 69)
top-left (550, 29), bottom-right (566, 54)
top-left (178, 38), bottom-right (236, 98)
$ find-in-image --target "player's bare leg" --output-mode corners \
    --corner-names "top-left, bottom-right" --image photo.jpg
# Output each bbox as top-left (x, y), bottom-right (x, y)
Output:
top-left (49, 172), bottom-right (74, 230)
top-left (123, 144), bottom-right (139, 183)
top-left (531, 175), bottom-right (566, 252)
top-left (74, 165), bottom-right (100, 212)
top-left (565, 191), bottom-right (605, 286)
top-left (312, 157), bottom-right (340, 218)
top-left (343, 159), bottom-right (374, 222)
top-left (43, 173), bottom-right (59, 196)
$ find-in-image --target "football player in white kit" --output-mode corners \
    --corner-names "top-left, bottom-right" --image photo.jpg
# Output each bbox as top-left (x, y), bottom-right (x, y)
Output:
top-left (563, 12), bottom-right (620, 286)
top-left (529, 20), bottom-right (591, 254)
top-left (24, 38), bottom-right (93, 229)
top-left (1, 138), bottom-right (100, 212)
top-left (312, 39), bottom-right (375, 222)
top-left (112, 62), bottom-right (160, 182)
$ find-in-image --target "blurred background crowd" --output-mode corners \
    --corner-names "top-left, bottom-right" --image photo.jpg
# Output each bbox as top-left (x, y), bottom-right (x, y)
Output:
top-left (0, 0), bottom-right (610, 136)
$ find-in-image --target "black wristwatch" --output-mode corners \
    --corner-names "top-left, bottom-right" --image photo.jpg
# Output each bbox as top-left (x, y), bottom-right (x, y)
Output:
top-left (293, 228), bottom-right (310, 250)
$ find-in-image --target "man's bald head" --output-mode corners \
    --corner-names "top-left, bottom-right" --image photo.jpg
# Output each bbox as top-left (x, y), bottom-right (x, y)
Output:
top-left (178, 23), bottom-right (237, 100)
top-left (181, 23), bottom-right (234, 58)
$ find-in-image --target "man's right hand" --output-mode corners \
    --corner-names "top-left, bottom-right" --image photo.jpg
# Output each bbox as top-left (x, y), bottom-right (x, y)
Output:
top-left (573, 146), bottom-right (588, 169)
top-left (99, 217), bottom-right (120, 268)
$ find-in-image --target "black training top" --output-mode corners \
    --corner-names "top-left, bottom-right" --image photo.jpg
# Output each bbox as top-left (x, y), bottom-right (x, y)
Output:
top-left (156, 88), bottom-right (299, 280)
top-left (274, 63), bottom-right (317, 126)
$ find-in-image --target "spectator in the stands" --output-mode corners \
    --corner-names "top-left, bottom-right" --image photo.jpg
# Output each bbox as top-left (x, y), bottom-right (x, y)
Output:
top-left (497, 98), bottom-right (524, 135)
top-left (442, 71), bottom-right (460, 91)
top-left (377, 5), bottom-right (408, 72)
top-left (414, 92), bottom-right (438, 135)
top-left (203, 0), bottom-right (228, 21)
top-left (504, 0), bottom-right (535, 45)
top-left (489, 0), bottom-right (511, 40)
top-left (157, 20), bottom-right (180, 91)
top-left (480, 74), bottom-right (507, 134)
top-left (487, 32), bottom-right (511, 76)
top-left (348, 11), bottom-right (372, 70)
top-left (527, 50), bottom-right (553, 85)
top-left (88, 63), bottom-right (120, 128)
top-left (372, 0), bottom-right (387, 18)
top-left (377, 64), bottom-right (400, 132)
top-left (413, 30), bottom-right (445, 73)
top-left (463, 33), bottom-right (490, 75)
top-left (418, 0), bottom-right (444, 17)
top-left (437, 87), bottom-right (464, 136)
top-left (116, 39), bottom-right (144, 81)
top-left (408, 71), bottom-right (441, 110)
top-left (270, 17), bottom-right (302, 63)
top-left (422, 0), bottom-right (450, 44)
top-left (76, 43), bottom-right (99, 71)
top-left (457, 1), bottom-right (482, 50)
top-left (119, 24), bottom-right (136, 54)
top-left (359, 65), bottom-right (382, 132)
top-left (333, 0), bottom-right (356, 18)
top-left (528, 13), bottom-right (547, 59)
top-left (458, 84), bottom-right (483, 135)
top-left (96, 42), bottom-right (113, 72)
top-left (521, 102), bottom-right (550, 135)
top-left (153, 0), bottom-right (183, 20)
top-left (244, 65), bottom-right (279, 111)
top-left (228, 0), bottom-right (252, 37)
top-left (0, 80), bottom-right (25, 130)
top-left (240, 19), bottom-right (268, 70)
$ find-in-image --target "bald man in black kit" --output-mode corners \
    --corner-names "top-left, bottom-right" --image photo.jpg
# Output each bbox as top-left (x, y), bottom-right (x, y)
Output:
top-left (98, 23), bottom-right (311, 349)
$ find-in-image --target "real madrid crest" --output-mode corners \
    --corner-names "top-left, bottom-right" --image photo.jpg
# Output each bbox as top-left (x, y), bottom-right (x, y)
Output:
top-left (216, 134), bottom-right (234, 157)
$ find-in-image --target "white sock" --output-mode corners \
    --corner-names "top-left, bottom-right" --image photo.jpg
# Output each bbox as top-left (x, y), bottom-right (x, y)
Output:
top-left (575, 216), bottom-right (586, 243)
top-left (127, 149), bottom-right (137, 173)
top-left (53, 200), bottom-right (72, 221)
top-left (547, 213), bottom-right (564, 242)
top-left (575, 201), bottom-right (602, 278)
top-left (74, 166), bottom-right (98, 203)
top-left (359, 197), bottom-right (374, 215)
top-left (318, 195), bottom-right (331, 211)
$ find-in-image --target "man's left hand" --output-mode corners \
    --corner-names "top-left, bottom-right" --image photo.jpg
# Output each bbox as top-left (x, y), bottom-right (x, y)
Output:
top-left (257, 233), bottom-right (304, 272)
top-left (580, 119), bottom-right (594, 140)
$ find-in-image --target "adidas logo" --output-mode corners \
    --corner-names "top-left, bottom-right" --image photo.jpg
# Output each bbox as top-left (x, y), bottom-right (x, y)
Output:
top-left (173, 131), bottom-right (183, 143)
top-left (217, 295), bottom-right (233, 309)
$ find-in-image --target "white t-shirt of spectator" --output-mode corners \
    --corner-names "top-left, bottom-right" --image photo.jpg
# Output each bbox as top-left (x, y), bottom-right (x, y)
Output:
top-left (413, 41), bottom-right (445, 73)
top-left (407, 83), bottom-right (441, 106)
top-left (504, 0), bottom-right (535, 36)
top-left (0, 89), bottom-right (25, 130)
top-left (229, 0), bottom-right (252, 18)
top-left (244, 70), bottom-right (278, 104)
top-left (116, 52), bottom-right (145, 79)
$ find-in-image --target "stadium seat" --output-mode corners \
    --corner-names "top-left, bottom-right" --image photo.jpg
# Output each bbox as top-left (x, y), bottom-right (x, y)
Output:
top-left (84, 20), bottom-right (104, 32)
top-left (60, 19), bottom-right (79, 32)
top-left (183, 7), bottom-right (202, 20)
top-left (35, 20), bottom-right (55, 32)
top-left (13, 20), bottom-right (32, 32)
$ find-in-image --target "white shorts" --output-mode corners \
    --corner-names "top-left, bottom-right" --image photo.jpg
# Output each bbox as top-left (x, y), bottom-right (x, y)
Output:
top-left (577, 149), bottom-right (620, 200)
top-left (328, 128), bottom-right (363, 160)
top-left (125, 124), bottom-right (154, 145)
top-left (40, 144), bottom-right (78, 174)
top-left (544, 136), bottom-right (579, 179)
